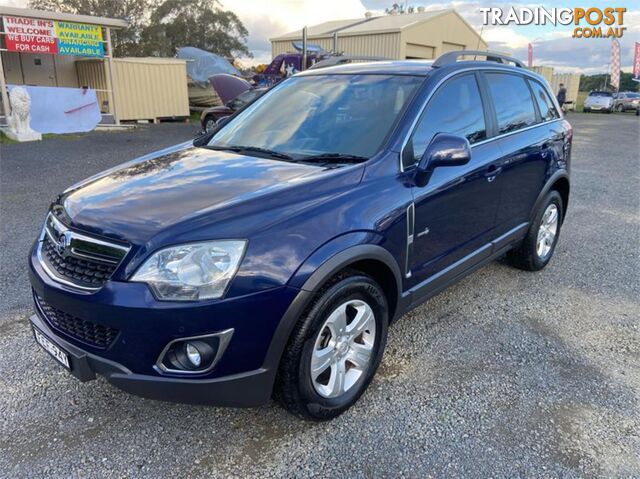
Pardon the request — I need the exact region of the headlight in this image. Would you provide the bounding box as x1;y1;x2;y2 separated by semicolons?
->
131;240;247;301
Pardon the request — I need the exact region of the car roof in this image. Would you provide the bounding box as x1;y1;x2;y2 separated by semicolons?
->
296;59;533;77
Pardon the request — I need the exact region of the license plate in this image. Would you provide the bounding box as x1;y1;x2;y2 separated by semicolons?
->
33;327;70;369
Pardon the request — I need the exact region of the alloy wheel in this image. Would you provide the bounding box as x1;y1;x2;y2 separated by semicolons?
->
310;299;376;398
536;203;559;258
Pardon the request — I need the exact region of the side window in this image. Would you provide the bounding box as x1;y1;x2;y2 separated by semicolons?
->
485;73;537;134
403;74;486;169
529;79;559;121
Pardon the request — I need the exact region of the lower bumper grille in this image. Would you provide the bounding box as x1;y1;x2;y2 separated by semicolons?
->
34;293;119;349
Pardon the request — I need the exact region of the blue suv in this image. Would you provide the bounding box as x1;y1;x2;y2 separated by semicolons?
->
29;51;571;420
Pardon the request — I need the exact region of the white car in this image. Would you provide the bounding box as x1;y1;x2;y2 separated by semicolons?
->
583;91;614;113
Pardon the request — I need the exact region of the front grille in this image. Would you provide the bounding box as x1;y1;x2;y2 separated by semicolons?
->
38;212;129;290
41;236;117;288
34;293;119;349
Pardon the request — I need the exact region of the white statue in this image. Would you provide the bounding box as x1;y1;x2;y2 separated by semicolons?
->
3;87;41;142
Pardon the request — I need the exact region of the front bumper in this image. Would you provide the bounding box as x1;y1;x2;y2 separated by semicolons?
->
28;242;302;406
29;312;274;406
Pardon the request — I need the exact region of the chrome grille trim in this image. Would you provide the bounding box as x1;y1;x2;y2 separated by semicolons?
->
36;212;131;291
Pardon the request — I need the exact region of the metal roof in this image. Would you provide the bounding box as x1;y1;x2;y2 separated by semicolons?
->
271;9;452;40
0;6;128;28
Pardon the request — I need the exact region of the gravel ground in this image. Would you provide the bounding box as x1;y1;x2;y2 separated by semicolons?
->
0;114;638;477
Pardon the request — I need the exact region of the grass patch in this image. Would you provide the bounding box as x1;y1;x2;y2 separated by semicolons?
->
0;131;19;144
0;131;81;144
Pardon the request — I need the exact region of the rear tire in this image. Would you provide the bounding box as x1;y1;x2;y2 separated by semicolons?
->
275;273;389;421
507;190;563;271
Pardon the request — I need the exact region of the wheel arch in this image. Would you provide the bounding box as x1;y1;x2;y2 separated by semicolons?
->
531;171;570;224
262;242;404;386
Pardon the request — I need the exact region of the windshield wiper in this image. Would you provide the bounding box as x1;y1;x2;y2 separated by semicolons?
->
300;153;368;164
206;145;293;161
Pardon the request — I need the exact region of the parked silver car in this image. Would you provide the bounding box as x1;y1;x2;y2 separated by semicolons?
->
583;91;614;113
613;92;640;112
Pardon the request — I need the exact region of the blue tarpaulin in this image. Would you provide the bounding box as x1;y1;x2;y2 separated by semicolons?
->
177;47;241;86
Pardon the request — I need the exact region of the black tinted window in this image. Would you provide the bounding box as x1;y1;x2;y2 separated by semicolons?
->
403;74;486;169
529;80;559;121
485;73;537;134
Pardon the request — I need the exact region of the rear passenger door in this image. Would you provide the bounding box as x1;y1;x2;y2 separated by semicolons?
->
482;72;556;232
403;73;502;288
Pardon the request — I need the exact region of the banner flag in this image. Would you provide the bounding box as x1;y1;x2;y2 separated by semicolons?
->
610;39;620;90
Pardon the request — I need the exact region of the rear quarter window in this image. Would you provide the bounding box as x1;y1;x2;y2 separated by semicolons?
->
485;73;537;134
529;80;560;121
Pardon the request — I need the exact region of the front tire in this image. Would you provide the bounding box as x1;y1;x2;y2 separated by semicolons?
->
275;273;389;421
507;190;563;271
204;117;217;132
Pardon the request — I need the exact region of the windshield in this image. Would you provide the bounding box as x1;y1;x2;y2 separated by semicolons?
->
209;74;422;159
589;91;613;97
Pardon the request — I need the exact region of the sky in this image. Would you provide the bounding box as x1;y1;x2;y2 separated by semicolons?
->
1;0;639;74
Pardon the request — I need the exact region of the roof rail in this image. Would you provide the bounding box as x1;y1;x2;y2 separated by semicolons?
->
307;55;391;70
432;50;525;69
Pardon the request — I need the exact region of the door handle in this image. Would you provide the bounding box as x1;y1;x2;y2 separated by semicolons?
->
484;165;502;181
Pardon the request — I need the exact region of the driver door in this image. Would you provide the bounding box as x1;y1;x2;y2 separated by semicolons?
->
403;73;502;289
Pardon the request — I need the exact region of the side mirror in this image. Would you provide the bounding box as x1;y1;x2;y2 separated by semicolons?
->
414;133;471;187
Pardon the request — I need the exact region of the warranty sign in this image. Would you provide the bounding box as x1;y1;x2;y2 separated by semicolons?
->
2;15;104;57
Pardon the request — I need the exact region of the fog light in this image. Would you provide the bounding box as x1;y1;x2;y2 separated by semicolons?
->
162;339;217;372
155;329;234;375
185;343;201;367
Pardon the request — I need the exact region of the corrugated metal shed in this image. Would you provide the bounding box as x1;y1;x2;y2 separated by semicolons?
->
76;57;189;121
271;10;487;60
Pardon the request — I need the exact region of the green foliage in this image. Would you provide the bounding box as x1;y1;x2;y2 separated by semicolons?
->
141;0;250;58
579;71;640;92
27;0;250;59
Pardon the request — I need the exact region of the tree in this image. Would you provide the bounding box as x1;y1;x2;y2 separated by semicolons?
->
141;0;251;58
579;72;640;92
28;0;151;56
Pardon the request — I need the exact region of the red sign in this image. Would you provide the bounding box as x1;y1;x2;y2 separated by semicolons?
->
634;42;640;79
3;15;58;54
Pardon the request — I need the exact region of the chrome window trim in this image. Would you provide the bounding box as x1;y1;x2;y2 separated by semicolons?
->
37;212;131;292
153;328;234;376
399;66;564;173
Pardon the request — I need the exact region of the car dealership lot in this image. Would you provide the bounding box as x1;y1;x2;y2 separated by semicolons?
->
0;114;638;477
